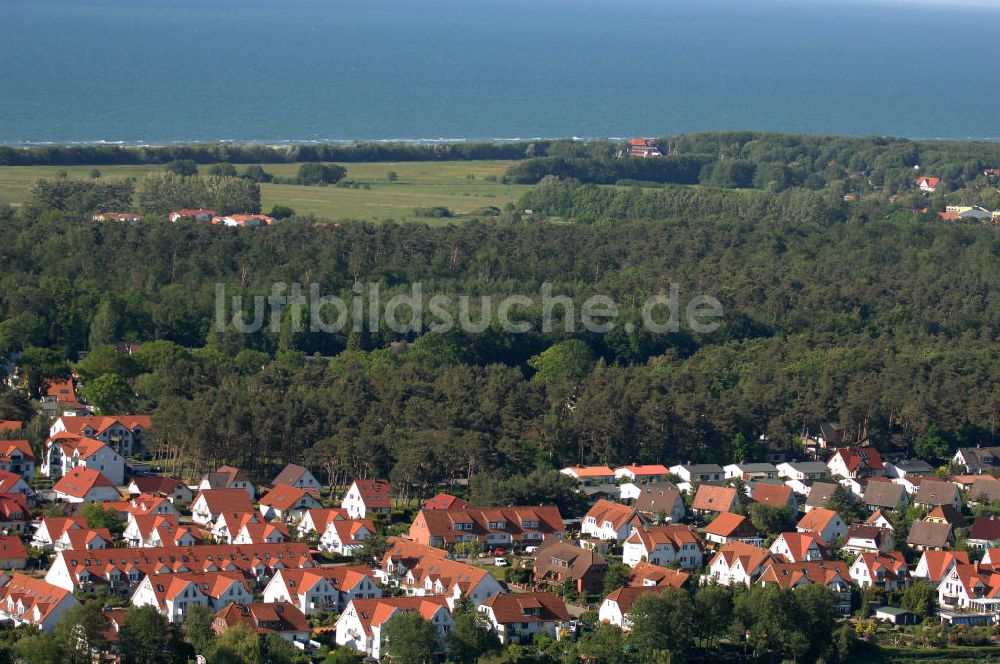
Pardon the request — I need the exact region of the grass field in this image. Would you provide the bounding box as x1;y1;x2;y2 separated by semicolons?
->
0;160;531;223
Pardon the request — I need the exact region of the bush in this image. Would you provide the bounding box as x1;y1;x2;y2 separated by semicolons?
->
163;159;198;176
413;206;452;218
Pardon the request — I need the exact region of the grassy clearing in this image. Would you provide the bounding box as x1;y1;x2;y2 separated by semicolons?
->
0;160;530;223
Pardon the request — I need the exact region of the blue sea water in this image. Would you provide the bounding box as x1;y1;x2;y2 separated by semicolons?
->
1;0;998;145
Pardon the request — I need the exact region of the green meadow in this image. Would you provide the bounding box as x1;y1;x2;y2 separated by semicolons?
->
0;160;531;223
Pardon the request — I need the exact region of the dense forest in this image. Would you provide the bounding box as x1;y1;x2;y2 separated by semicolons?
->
2;164;1000;485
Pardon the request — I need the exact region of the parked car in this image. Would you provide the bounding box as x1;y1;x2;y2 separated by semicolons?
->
494;557;509;567
525;546;539;554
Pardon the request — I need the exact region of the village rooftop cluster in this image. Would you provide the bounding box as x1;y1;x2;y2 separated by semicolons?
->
0;373;999;660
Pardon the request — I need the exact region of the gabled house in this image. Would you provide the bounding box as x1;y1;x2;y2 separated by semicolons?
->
913;550;969;584
938;563;1000;610
924;504;967;531
319;518;376;555
191;488;254;526
0;536;27;569
263;566;380;615
913;479;962;511
952;447;1000;474
43;434;124;485
706;542;775;587
803;482;838;512
769;532;824;563
842;524;894;555
342;479;391;519
233;522;289;546
335;596;452;660
968;517;1000;550
796;508;847;544
967;477;1000;506
862;480;908;512
123;514;197;548
54;526;111;552
884;460;934;478
750;483;797;511
724;463;779;481
408;506;564;551
827;447;884;480
613;465;671;483
691;485;739;515
850;551;909;591
0;574;78;631
297;508;348;538
632;483;685;523
582;499;649;541
479;592;569;645
865;509;894;530
402;556;504;608
199;466;255;501
53;467;119;503
258;484;322;522
533;540;608;594
127;476;193;504
757;561;853;613
776;462;830;482
50;415;151;459
622;525;702;569
626;561;689;589
560;466;615;485
0;470;32;498
131;571;252;623
212;512;260;544
212;601;309;645
703;512;762;547
916;176;940;193
906;520;953;551
669;464;724;488
0;440;35;480
422;493;466;511
0;494;30;533
31;516;88;549
271;464;321;492
599;585;666;630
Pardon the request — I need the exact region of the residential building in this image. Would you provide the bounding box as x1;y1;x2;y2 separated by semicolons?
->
335;596;452;660
559;466;615;485
599;586;666;630
705;542;774;587
191;488;254;525
169;209;216;222
724;463;779;481
199;466;255;500
803;482;838;512
750;483;797;511
297;508;348;538
479;592;569;645
342;479;392;519
0;494;30;533
0;574;79;631
613;465;671;483
968;517;1000;550
669;464;724;486
533;540;608;594
271;464;322;491
422;493;467;511
126;476;193;504
953;447;1000;474
632;483;685;522
769;532;824;562
913;479;962;511
913;550;969;584
212;601;310;645
131;571;252;622
862;481;908;512
776;462;830;482
402;556;504;608
916;176;940;192
319;518;376;555
53;467;120;503
842;525;894;555
691;485;738;514
906;520;953;551
258;484;322;522
263;566;380;615
622;525;702;569
849;552;909;590
0;440;35;480
796;508;847;544
827;447;884;480
703;512;762;546
50;415;151;459
43;434;124;485
407;506;563;551
582;499;649;541
757;561;853;614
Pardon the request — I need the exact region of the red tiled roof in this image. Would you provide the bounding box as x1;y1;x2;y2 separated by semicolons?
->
422;493;467;510
53;467;115;498
796;508;839;534
751;483;793;507
704;512;756;539
920;550;970;582
195;489;253;515
692;485;737;512
351;479;391;509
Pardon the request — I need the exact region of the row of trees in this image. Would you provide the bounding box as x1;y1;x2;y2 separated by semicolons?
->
27;172;261;216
